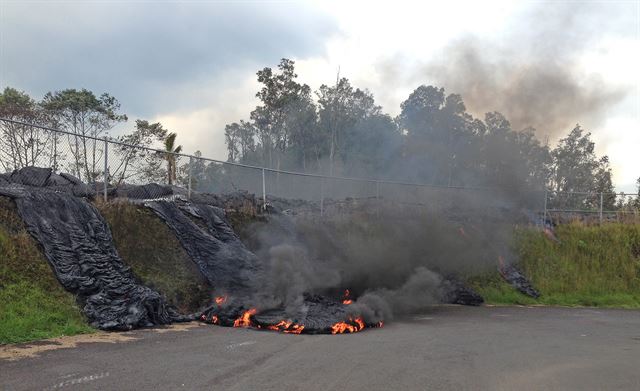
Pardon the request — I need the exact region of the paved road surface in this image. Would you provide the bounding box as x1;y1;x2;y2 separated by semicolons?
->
2;306;640;390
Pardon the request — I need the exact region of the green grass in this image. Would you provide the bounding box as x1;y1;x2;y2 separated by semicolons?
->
0;282;93;344
470;222;640;308
0;197;93;344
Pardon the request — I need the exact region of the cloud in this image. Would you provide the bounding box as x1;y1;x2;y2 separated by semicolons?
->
0;1;338;117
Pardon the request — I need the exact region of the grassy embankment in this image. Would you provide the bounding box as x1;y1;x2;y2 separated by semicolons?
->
0;199;216;345
98;202;212;314
469;222;640;307
0;197;93;344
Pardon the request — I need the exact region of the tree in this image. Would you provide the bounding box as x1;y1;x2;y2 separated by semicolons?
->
317;78;391;175
0;87;54;172
225;120;256;163
250;58;310;169
111;120;168;185
550;125;611;209
42;89;127;181
162;132;182;185
398;86;476;185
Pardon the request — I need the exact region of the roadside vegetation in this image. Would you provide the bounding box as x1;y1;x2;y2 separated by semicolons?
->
470;222;640;307
0;197;93;344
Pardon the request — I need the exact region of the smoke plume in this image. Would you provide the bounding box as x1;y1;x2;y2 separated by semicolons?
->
392;2;630;138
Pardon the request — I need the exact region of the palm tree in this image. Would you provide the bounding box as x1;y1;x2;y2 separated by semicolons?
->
163;132;182;185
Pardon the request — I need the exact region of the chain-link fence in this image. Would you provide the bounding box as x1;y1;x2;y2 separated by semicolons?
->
1;117;638;222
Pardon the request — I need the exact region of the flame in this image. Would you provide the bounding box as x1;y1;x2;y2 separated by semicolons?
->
283;324;305;334
342;289;352;305
331;316;366;334
267;320;292;331
211;315;219;324
233;308;257;328
215;296;227;305
377;321;384;328
200;314;206;321
267;320;306;334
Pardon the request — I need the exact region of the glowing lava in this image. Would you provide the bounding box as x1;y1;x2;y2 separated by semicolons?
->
267;320;305;334
331;317;366;334
342;289;353;305
233;308;257;328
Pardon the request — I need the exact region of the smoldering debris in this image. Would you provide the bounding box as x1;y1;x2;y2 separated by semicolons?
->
499;263;541;299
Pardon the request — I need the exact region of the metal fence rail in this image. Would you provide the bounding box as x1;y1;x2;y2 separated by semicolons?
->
1;117;638;222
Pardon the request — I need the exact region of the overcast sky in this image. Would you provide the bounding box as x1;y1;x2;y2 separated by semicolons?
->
1;0;638;191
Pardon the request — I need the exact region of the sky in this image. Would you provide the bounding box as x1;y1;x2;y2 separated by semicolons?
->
1;0;639;192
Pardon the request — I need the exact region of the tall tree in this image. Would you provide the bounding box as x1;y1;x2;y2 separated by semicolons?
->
225;120;257;163
550;125;611;209
42;89;126;181
0;87;54;172
111;119;168;184
317;78;389;175
250;58;310;169
162;132;182;185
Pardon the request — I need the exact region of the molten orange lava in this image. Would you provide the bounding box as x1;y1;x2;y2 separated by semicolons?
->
267;320;306;334
342;289;352;305
331;316;366;334
233;308;257;328
215;296;227;305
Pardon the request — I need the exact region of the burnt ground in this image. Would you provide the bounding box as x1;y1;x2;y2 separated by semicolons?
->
2;306;640;391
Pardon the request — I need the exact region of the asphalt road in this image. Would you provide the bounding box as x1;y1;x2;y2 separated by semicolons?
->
2;306;640;391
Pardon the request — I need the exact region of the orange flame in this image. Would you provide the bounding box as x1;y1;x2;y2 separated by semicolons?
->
267;320;306;334
342;289;353;305
331;316;366;334
283;324;305;334
233;308;257;328
211;315;219;324
215;296;227;305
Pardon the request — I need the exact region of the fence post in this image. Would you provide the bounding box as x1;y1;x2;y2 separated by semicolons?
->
262;168;266;211
188;156;193;200
543;189;548;223
375;181;380;218
103;139;108;203
53;132;57;173
320;178;324;217
599;192;604;223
